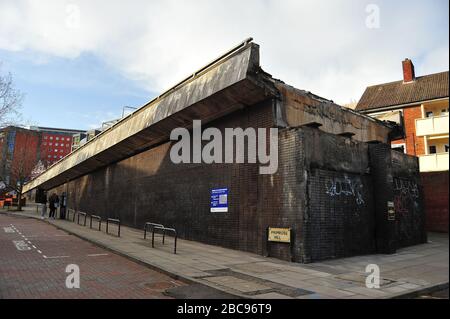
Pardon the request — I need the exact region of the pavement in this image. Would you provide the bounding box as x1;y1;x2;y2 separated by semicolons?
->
4;204;449;299
0;213;236;299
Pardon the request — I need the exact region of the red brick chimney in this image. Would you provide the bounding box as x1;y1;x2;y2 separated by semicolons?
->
402;58;415;83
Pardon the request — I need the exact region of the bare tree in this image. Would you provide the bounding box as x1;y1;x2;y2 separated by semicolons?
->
0;64;23;127
0;133;38;210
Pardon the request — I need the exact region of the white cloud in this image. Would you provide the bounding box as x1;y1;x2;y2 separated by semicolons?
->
0;0;448;105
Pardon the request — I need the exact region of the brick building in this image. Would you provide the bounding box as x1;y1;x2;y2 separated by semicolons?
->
0;126;84;191
0;126;40;188
23;40;427;262
356;59;449;232
29;126;85;166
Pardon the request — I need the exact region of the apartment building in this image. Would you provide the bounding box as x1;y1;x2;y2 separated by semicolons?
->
356;59;448;232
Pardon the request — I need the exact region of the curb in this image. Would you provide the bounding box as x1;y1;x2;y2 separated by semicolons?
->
3;210;448;300
5;210;246;299
389;281;449;299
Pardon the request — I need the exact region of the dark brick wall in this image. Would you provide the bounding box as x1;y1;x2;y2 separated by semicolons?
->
391;151;427;248
49;102;427;263
369;143;397;253
53;99;279;258
299;128;375;262
421;171;449;233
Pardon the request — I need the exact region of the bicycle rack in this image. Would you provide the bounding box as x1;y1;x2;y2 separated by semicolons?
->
144;222;164;240
152;226;177;254
77;212;87;226
106;218;121;237
90;215;102;231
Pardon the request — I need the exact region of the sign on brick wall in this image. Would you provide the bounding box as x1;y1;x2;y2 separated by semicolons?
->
210;188;228;212
268;228;291;243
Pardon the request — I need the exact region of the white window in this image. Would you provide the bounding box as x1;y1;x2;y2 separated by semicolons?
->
59;155;62;158
60;149;63;152
56;137;59;140
54;149;58;152
55;143;59;146
66;144;69;147
49;143;52;146
66;138;70;141
44;136;48;139
48;155;51;158
50;136;53;140
43;142;47;146
54;155;57;158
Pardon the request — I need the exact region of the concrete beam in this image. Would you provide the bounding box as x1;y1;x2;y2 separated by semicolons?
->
23;42;278;193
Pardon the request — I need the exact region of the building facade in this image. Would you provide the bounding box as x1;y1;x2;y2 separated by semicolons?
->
23;41;427;262
29;126;85;166
0;126;84;191
356;59;449;232
0;126;41;188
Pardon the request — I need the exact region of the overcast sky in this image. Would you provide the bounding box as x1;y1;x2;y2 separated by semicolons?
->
0;0;448;130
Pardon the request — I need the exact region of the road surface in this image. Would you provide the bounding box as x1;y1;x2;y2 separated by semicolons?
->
0;213;230;299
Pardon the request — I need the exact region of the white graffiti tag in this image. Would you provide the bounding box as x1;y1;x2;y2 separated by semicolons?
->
393;178;419;199
325;175;365;205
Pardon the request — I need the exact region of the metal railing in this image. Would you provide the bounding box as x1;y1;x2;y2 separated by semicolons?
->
106;218;121;237
144;222;164;240
152;226;177;254
89;215;102;231
77;212;87;226
66;209;75;222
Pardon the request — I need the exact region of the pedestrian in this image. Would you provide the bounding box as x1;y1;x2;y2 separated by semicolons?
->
49;193;57;219
41;193;47;219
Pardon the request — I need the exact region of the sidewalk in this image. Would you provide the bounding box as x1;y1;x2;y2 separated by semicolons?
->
7;205;449;299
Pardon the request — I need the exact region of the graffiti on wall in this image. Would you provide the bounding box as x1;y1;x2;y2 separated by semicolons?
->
325;175;365;205
393;178;419;199
393;177;419;216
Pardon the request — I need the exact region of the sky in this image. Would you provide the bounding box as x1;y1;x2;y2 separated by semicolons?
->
0;0;448;130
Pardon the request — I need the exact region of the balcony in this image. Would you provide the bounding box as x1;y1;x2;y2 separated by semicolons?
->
416;114;449;137
419;153;449;172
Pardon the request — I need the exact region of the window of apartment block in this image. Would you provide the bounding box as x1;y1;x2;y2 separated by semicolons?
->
50;136;53;140
426;111;434;118
445;145;449;153
429;145;437;154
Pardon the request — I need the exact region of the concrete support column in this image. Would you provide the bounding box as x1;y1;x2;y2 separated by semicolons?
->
369;143;397;254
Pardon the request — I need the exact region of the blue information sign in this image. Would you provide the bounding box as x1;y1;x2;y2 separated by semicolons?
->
210;188;228;212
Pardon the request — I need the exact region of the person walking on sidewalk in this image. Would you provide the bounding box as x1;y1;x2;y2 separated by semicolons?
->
48;193;59;219
40;194;48;219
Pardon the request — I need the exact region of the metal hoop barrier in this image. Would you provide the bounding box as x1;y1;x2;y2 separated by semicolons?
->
152;226;177;254
89;215;102;231
144;222;164;240
106;218;121;237
77;212;87;226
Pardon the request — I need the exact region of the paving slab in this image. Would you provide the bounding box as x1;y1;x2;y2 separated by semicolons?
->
7;206;449;299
